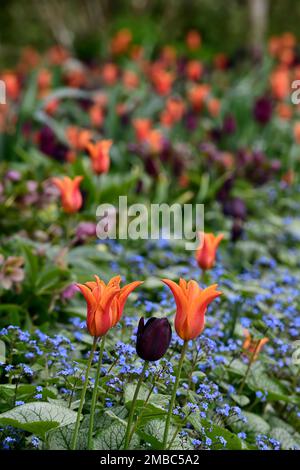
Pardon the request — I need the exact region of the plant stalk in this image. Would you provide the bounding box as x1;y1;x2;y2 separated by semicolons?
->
162;340;188;449
123;361;148;449
71;337;97;450
87;336;106;449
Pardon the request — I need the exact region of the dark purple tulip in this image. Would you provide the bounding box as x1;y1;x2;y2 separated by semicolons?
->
185;110;198;131
253;97;273;124
223;113;236;134
231;218;244;242
39;126;68;161
222;197;247;220
136;317;172;362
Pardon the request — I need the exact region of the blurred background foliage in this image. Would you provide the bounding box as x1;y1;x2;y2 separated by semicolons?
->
1;0;300;65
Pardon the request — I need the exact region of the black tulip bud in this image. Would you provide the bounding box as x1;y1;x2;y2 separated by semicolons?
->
136;317;172;362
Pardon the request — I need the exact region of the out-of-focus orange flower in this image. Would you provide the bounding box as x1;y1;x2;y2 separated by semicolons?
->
130;44;144;61
188;84;210;111
207;98;221;117
1;72;20;100
219;152;234;170
186;30;201;50
293;121;300;143
52;176;83;213
111;29;132;55
162;278;222;340
151;66;174;95
186;60;203;81
196;232;224;271
89;104;104;127
21;46;40;66
281;32;296;49
86;140;112;174
276;103;292;120
214;53;228;70
64;68;86;88
161;97;185;127
146;129;164;154
38;69;52;91
77;275;142;337
102;63;118;85
65;127;93;151
270;67;290;100
45;99;59;116
279;47;294;66
133;118;152;142
48;45;69;65
281;169;295;186
123;69;139;89
268;36;282;57
179;174;189;188
161;45;177;65
66;150;77;163
243;329;269;361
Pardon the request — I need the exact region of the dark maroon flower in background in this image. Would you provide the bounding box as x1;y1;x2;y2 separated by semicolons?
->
222;113;236;134
184;110;198;131
136;317;172;361
222;197;247;220
253;96;273;124
231;218;244;242
39;126;68;161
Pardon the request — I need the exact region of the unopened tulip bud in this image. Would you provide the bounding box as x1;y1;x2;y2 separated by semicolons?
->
136;317;172;361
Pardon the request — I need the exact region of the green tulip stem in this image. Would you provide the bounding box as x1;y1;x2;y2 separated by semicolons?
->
124;361;148;449
71;337;97;450
162;340;188;450
87;335;106;450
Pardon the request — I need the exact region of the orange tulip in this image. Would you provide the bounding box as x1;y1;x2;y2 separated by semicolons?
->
123;70;139;89
243;329;269;361
162;278;222;340
270;67;290;101
52;176;83;213
188;84;210;111
196;232;224;270
102;63;118;85
89;104;104;127
77;275;142;337
207;98;221;117
1;72;20;100
186;60;203;81
151;66;174;96
86;140;112;174
214;53;228;70
133;118;152;142
111;29;132;55
65;127;93;151
186;30;201;50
